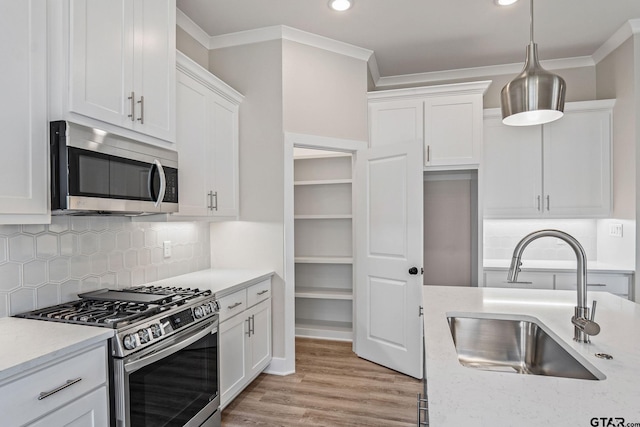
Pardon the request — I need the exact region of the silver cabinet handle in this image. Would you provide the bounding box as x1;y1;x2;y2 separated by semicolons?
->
212;191;218;211
257;290;269;296
128;92;135;121
227;302;242;310
246;317;251;337
250;314;255;336
546;195;550;211
207;191;213;210
537;195;541;211
38;378;82;401
137;95;145;124
426;145;430;163
587;283;606;287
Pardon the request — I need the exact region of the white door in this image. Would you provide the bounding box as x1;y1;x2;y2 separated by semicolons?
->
355;142;423;379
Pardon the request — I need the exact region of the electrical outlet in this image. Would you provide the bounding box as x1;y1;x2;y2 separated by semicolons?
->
163;240;172;258
609;223;623;238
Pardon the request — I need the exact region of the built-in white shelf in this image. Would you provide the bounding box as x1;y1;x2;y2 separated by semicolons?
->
294;287;353;300
294;179;352;186
295;319;353;341
294;214;353;220
295;256;353;264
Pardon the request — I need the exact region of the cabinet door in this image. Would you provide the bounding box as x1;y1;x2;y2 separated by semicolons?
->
132;0;176;141
70;0;134;128
543;108;612;217
0;0;49;223
368;100;424;147
424;94;481;167
210;95;240;217
248;300;272;375
483;116;543;218
28;386;109;427
175;70;213;216
219;312;249;408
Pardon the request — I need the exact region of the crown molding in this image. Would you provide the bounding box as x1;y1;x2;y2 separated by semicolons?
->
176;8;211;49
176;51;244;104
375;56;593;89
207;25;373;61
592;19;640;64
368;80;492;101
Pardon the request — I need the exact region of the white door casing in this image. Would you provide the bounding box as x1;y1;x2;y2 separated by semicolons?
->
355;141;423;379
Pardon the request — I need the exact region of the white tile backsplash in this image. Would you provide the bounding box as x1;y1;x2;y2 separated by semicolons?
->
0;217;211;317
484;219;598;261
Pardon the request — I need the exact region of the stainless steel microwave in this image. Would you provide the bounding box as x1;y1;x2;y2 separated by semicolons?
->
50;121;179;215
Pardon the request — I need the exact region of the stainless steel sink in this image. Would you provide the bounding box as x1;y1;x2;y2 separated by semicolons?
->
447;314;605;380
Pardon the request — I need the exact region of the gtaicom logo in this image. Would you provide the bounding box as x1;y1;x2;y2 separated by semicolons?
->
590;418;625;427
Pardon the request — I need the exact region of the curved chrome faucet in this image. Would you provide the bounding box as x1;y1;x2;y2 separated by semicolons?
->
507;229;600;343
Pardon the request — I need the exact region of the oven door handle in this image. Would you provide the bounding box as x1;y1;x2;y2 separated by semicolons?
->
124;321;217;374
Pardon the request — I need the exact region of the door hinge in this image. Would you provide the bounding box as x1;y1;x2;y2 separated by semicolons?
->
419;306;423;317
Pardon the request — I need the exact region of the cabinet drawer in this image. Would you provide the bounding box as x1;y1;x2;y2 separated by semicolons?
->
555;273;630;297
247;279;271;307
1;344;107;427
218;289;247;322
484;271;554;290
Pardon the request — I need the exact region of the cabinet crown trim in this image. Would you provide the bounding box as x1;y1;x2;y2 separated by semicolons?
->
368;80;492;101
177;50;244;104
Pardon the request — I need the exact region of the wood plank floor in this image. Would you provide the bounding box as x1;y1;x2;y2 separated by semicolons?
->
221;338;423;426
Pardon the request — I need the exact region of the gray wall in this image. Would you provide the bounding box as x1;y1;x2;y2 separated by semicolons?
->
176;26;209;69
0;217;211;317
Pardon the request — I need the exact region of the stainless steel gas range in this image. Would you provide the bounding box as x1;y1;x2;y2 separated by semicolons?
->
16;285;221;427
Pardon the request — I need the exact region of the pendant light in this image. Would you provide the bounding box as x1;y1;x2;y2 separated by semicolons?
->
500;0;566;126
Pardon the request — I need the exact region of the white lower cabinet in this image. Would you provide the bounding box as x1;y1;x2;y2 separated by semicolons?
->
219;279;272;409
28;386;108;427
0;342;109;427
484;269;633;300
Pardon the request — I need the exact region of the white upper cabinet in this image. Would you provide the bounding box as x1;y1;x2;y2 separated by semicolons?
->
483;99;614;218
50;0;176;147
0;0;49;224
174;52;243;219
368;81;490;170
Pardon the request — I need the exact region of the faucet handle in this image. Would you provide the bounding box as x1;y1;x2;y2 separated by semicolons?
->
590;300;597;322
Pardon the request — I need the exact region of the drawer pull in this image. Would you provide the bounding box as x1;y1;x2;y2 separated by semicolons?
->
257;290;269;296
227;302;242;310
38;378;82;401
587;284;606;287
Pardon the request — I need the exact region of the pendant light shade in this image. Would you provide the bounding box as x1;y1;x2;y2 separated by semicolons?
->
500;0;566;126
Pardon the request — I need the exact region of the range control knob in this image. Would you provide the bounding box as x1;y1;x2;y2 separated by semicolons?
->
138;329;151;344
193;306;205;319
150;323;163;339
123;334;138;350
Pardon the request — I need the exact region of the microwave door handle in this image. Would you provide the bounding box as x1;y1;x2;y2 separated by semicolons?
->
149;159;166;208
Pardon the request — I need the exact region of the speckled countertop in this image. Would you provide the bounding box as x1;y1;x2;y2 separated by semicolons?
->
145;268;275;297
423;286;640;426
0;317;113;383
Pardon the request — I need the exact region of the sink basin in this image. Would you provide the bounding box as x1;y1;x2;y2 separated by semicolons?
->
447;314;605;380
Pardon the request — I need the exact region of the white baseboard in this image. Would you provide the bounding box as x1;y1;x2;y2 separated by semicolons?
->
263;357;295;376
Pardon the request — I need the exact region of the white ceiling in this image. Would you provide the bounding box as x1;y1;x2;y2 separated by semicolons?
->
176;0;640;78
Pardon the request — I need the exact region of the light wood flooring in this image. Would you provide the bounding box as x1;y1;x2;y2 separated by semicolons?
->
221;338;423;426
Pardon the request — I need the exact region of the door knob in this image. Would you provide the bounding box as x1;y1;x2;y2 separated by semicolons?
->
408;267;419;275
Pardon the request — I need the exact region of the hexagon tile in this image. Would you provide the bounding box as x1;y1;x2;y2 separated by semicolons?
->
0;218;211;317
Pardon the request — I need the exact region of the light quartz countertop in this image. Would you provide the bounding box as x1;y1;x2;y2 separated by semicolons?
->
484;258;634;274
145;268;275;297
0;317;113;383
423;286;640;426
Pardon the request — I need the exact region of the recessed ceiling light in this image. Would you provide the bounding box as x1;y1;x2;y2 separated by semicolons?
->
329;0;353;12
494;0;519;5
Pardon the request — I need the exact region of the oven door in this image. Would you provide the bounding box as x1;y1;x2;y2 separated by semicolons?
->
114;319;220;427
